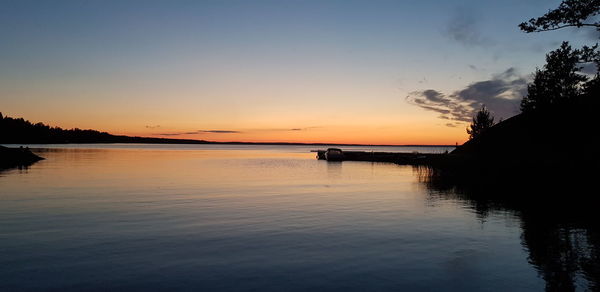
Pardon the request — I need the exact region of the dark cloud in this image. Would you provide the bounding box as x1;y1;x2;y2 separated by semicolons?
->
156;129;242;136
421;89;447;103
262;126;321;132
407;89;473;122
468;64;480;71
444;11;494;47
156;127;319;136
407;68;527;126
197;130;241;134
145;125;160;129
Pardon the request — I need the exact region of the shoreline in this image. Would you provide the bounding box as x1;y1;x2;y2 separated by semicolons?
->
0;142;456;148
0;146;45;170
0;142;456;147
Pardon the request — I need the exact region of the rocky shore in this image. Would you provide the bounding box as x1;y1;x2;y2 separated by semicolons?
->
0;146;44;170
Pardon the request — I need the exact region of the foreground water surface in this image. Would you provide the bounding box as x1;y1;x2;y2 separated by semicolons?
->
1;144;597;291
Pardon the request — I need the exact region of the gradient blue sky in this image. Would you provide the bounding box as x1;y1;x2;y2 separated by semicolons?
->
1;0;594;144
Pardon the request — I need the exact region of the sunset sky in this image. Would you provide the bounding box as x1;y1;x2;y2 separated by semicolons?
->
1;0;594;145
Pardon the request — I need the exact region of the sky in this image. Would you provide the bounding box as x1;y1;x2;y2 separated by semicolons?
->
1;0;595;145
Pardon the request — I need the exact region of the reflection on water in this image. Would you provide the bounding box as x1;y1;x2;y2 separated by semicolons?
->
416;166;600;291
0;145;596;291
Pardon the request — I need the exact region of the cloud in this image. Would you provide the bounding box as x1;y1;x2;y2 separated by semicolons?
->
145;125;160;129
197;130;241;134
258;126;321;132
577;23;600;40
407;89;473;122
156;129;242;136
580;62;598;75
155;127;319;136
530;41;562;53
586;28;600;40
444;11;494;47
407;68;527;126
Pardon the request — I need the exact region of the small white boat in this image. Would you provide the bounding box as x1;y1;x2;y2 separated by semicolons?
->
324;148;344;161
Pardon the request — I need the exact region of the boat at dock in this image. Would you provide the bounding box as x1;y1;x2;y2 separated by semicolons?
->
323;148;344;161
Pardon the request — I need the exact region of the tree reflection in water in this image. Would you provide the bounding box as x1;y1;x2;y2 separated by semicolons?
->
414;166;600;291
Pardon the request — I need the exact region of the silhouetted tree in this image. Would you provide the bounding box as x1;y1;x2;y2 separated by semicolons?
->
519;0;600;113
519;0;600;33
521;42;589;112
467;106;494;140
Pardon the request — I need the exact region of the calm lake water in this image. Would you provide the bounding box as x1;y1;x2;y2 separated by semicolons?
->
1;144;597;291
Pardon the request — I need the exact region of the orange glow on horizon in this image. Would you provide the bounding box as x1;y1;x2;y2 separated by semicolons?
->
114;124;468;146
4;103;470;146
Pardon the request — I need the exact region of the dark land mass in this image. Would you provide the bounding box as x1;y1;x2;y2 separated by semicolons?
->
429;96;600;188
0;145;44;170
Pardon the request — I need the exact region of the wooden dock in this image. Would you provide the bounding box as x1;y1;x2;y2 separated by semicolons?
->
312;149;445;165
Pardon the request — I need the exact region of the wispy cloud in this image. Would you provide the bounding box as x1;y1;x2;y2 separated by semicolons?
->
254;126;322;132
468;64;483;71
287;126;320;131
154;126;321;137
581;62;598;75
444;10;494;48
197;130;241;134
407;68;527;126
586;28;600;40
156;129;242;136
575;24;600;40
145;125;160;129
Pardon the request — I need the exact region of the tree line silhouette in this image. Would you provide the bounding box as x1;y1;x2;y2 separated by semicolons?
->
0;112;209;144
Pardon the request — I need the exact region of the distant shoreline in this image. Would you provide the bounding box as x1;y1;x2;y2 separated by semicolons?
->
1;141;455;147
1;114;457;148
